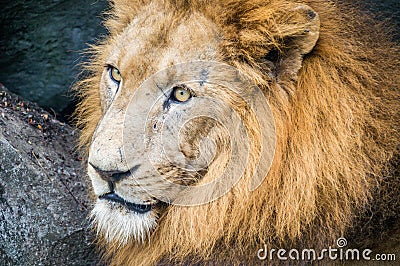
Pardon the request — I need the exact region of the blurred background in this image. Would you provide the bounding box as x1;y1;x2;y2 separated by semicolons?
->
0;0;399;123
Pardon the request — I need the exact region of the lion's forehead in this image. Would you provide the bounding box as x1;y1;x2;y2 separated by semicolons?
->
108;10;221;90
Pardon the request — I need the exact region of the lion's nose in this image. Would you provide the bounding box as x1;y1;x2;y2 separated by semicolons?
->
89;162;134;183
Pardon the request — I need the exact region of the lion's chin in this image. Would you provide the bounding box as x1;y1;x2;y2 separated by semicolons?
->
91;200;158;244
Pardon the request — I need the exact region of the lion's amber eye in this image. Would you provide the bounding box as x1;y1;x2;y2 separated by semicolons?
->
172;86;191;102
109;67;122;83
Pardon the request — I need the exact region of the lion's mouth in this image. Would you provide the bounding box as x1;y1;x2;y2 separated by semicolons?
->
99;192;153;214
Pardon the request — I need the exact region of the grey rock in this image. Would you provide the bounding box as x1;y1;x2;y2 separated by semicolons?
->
0;88;100;265
0;0;108;114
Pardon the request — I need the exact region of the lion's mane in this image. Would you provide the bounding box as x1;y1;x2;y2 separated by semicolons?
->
74;0;400;264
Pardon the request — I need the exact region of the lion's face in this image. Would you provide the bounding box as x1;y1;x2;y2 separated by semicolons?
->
88;8;226;243
86;0;323;246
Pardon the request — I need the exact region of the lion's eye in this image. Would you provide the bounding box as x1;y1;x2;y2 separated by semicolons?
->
171;86;191;102
109;66;122;84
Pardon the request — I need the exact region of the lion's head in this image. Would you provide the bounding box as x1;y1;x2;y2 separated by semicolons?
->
75;0;400;264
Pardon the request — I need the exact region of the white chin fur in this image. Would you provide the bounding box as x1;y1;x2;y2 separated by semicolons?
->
91;200;157;244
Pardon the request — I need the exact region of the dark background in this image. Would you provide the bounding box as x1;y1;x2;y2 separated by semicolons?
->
0;0;399;121
0;0;108;119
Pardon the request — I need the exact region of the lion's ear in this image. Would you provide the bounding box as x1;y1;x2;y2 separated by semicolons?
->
264;4;320;83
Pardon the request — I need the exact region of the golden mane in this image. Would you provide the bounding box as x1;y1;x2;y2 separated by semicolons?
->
74;0;400;264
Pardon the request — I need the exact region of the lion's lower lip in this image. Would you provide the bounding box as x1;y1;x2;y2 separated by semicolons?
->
99;192;152;214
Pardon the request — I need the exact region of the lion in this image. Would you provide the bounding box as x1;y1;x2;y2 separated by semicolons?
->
74;0;400;264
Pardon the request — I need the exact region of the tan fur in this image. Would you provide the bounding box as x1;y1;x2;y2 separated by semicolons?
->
74;0;400;264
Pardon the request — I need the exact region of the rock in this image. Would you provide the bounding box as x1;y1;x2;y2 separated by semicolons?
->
0;86;100;265
0;0;108;114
